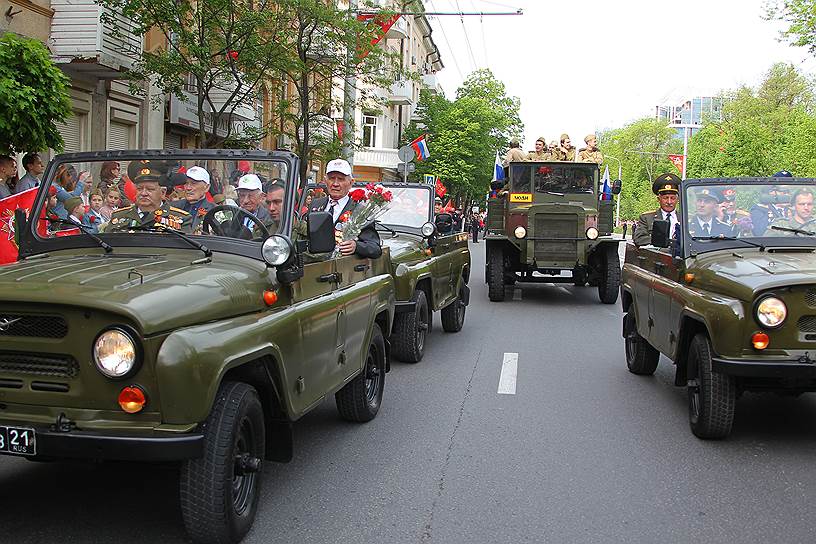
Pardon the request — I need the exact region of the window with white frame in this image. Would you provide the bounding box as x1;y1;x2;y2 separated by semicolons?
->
363;113;377;148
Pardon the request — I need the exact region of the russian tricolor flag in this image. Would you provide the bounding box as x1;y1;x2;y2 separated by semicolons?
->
493;150;504;181
411;135;430;161
600;165;612;201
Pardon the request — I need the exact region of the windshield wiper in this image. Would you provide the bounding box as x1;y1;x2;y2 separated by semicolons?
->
130;224;212;260
771;225;815;236
42;217;113;253
692;235;766;251
374;221;398;237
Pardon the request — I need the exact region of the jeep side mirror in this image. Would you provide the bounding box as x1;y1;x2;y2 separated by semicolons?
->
14;208;27;257
612;179;622;195
651;219;671;247
307;211;336;254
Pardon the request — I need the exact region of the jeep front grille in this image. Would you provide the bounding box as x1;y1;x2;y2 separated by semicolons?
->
806;289;816;308
0;352;79;378
797;315;816;333
534;214;577;263
0;314;68;338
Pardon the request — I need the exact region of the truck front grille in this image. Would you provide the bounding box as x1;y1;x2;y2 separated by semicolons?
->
0;352;79;379
0;314;68;338
534;214;577;263
805;289;816;308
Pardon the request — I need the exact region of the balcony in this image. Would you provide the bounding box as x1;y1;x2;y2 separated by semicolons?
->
386;17;408;39
388;79;413;106
206;72;256;121
50;0;142;78
421;73;443;95
355;147;400;169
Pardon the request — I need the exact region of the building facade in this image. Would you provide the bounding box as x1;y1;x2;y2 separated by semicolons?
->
655;95;724;138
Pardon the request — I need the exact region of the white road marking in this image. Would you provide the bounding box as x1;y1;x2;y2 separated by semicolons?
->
498;353;518;395
513;289;522;301
559;286;571;294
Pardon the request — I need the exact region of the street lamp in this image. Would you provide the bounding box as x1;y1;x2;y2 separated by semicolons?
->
605;155;623;228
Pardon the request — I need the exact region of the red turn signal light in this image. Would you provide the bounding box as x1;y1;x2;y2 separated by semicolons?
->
263;290;278;306
684;273;695;284
752;332;770;350
118;386;146;414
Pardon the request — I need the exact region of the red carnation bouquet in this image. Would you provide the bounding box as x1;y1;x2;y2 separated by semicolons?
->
332;184;393;257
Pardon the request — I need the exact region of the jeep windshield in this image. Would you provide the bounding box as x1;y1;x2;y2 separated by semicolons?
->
683;180;816;255
370;185;432;229
21;151;297;259
528;164;595;194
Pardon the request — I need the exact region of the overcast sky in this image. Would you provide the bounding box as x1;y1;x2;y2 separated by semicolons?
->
425;0;816;149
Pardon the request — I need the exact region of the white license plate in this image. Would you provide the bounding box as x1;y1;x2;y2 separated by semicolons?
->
0;426;36;456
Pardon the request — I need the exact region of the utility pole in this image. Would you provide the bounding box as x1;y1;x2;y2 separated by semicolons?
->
341;0;357;166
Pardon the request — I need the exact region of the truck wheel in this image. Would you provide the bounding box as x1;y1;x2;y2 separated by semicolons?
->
597;245;620;304
624;312;659;375
180;381;265;544
336;323;386;422
392;290;429;363
687;333;736;439
441;281;467;333
487;247;506;302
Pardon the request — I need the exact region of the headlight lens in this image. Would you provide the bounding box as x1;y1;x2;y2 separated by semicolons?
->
421;222;436;237
514;226;527;239
756;296;787;328
262;235;292;266
586;227;599;240
94;329;137;378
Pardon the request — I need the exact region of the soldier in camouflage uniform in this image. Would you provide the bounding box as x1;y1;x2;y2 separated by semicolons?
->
526;137;551;161
578;134;604;164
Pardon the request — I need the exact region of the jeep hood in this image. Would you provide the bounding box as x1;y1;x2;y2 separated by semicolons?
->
694;249;816;297
382;235;426;264
0;251;271;334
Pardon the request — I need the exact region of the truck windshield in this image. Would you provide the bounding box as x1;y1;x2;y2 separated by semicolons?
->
534;165;595;194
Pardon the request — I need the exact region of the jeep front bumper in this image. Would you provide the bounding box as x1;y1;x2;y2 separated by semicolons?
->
712;357;816;378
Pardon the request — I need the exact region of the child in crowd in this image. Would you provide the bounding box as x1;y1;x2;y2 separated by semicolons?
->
100;189;121;221
83;192;104;234
65;196;85;226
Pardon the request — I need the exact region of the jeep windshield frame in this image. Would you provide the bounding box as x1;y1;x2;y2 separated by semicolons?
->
681;177;816;258
19;149;300;261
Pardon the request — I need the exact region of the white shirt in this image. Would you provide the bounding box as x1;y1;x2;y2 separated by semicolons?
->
325;195;350;223
660;210;678;238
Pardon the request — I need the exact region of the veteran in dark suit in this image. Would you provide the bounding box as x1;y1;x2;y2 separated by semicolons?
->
634;173;681;246
105;160;191;233
306;158;381;259
688;187;733;238
170;165;214;234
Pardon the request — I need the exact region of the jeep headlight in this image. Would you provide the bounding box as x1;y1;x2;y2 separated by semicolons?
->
262;235;293;266
94;329;137;378
585;227;599;240
514;226;527;239
756;296;787;328
421;222;436;237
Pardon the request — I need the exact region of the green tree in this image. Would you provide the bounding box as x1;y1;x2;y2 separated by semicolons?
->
765;0;816;57
0;34;72;155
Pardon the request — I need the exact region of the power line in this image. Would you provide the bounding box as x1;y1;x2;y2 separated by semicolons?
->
427;0;465;80
470;0;490;67
455;0;479;72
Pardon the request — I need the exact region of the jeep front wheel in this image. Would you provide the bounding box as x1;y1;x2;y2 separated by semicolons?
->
624;312;659;375
180;381;265;544
336;323;386;422
392;290;429;363
597;244;620;304
441;281;467;332
687;334;736;439
487;246;506;302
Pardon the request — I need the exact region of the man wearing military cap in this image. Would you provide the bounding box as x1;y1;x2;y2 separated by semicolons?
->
503;138;528;167
578;134;604;164
689;187;732;238
750;182;791;236
634;173;681;246
526;137;550;161
552;133;576;161
105;160;192;233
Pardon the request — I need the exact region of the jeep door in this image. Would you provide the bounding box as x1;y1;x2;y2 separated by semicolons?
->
649;248;680;353
333;254;375;384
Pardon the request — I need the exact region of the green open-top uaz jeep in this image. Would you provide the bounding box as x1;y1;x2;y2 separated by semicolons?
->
0;149;395;543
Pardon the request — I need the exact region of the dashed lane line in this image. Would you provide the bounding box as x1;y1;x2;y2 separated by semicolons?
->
498;352;518;395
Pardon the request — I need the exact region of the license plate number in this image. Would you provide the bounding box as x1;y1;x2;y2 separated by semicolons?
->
0;426;36;456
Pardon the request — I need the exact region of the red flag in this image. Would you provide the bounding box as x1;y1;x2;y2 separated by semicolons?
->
668;154;684;175
435;177;447;198
356;14;400;58
0;188;38;265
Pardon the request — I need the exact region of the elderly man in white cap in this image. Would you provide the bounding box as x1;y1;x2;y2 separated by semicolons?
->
306;158;381;258
236;173;276;235
171;165;215;233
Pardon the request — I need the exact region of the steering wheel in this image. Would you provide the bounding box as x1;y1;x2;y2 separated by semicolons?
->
202;204;271;240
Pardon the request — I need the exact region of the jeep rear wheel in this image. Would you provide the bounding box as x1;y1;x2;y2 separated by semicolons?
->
392;290;429;363
441;281;467;332
687;333;736;439
336;323;386;422
180;381;265;544
597;244;620;304
624;312;659;375
487;246;506;302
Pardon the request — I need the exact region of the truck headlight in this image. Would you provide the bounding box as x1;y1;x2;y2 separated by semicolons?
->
755;296;787;328
514;226;527;239
94;328;138;378
585;227;599;240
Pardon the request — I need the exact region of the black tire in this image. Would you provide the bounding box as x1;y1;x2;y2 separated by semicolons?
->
336;323;386;422
597;244;621;304
487;246;505;302
624;312;659;375
441;281;467;333
687;334;736;439
392;290;429;363
180;382;265;544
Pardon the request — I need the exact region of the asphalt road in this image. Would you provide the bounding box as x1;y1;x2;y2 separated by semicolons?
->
3;240;816;543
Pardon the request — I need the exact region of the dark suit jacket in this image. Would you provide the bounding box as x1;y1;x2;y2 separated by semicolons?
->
688;217;733;238
308;196;382;259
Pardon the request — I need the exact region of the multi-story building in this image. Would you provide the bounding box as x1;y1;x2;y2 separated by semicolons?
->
655;94;724;138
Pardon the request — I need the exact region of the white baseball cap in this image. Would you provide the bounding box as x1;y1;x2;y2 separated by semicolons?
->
185;166;210;184
237;174;262;191
326;158;352;176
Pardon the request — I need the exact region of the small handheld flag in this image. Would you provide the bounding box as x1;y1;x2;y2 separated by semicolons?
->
411;135;430;161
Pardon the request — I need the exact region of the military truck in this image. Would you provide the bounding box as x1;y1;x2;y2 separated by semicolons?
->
365;182;471;362
485;161;622;303
0;150;395;544
621;176;816;439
